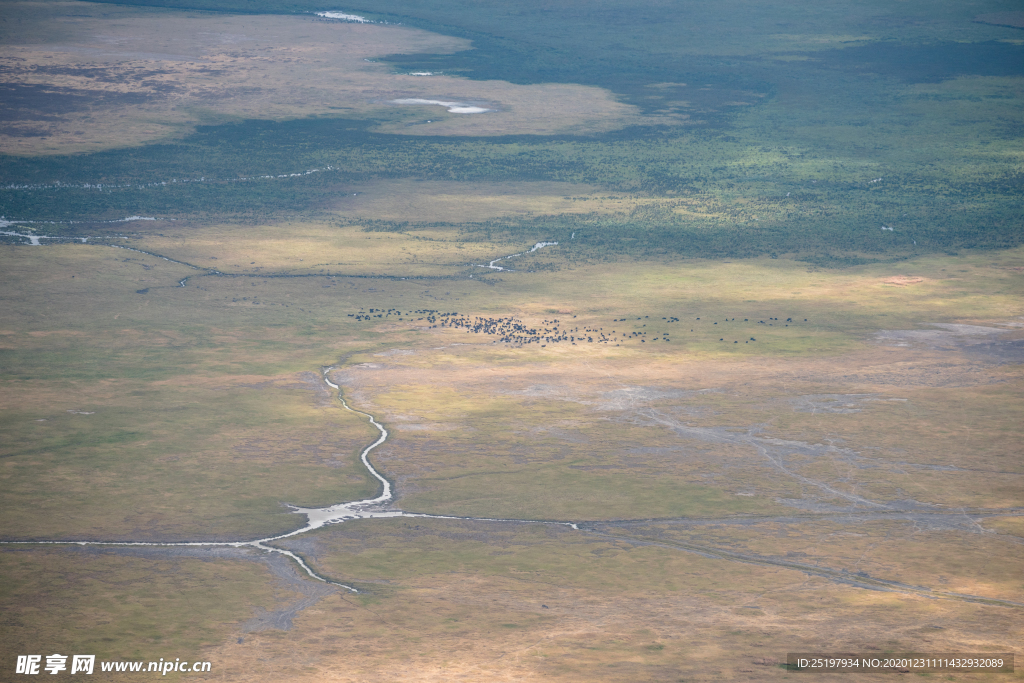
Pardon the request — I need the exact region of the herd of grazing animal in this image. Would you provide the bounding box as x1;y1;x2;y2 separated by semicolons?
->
350;308;809;347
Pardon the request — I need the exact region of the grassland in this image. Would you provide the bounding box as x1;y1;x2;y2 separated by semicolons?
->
0;244;388;540
2;227;1022;679
2;0;1023;679
257;518;1021;682
0;547;303;665
2;228;1022;533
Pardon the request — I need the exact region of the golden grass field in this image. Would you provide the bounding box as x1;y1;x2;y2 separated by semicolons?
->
1;223;1021;679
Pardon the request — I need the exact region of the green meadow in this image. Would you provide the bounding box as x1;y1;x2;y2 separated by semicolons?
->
2;0;1020;267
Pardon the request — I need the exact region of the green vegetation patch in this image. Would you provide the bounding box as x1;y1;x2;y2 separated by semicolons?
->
2;115;1020;262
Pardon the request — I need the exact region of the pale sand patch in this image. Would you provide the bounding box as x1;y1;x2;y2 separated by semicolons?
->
0;1;677;155
390;98;493;114
315;11;370;22
881;276;925;287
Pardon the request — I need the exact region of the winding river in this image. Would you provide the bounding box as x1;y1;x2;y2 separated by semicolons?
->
4;366;1018;607
8;365;1016;607
1;368;577;593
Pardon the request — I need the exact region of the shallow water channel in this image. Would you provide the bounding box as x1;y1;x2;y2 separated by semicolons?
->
3;368;577;593
475;241;558;271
